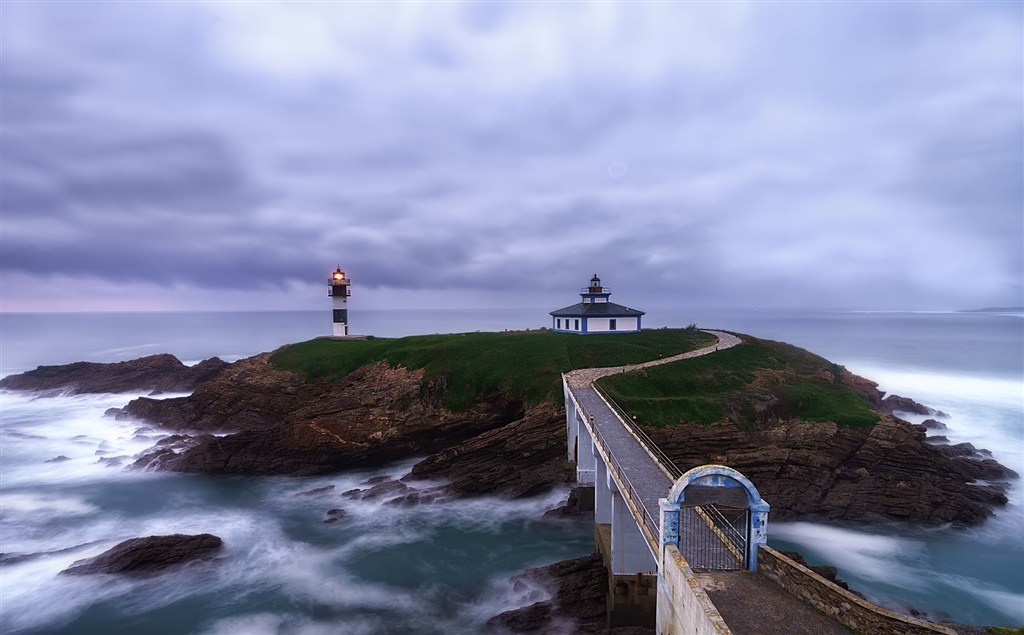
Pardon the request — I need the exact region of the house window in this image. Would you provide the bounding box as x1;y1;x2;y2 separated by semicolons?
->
610;319;617;330
557;319;562;329
574;319;579;330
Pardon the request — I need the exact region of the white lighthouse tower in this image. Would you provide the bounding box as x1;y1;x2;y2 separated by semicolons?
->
328;266;351;337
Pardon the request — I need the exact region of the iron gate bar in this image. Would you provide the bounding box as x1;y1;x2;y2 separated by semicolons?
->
679;504;749;572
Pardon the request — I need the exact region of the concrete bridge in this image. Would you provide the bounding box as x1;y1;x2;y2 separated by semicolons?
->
563;330;959;635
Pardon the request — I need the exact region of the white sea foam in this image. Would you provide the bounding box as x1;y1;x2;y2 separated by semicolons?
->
202;613;384;635
0;492;98;518
0;391;180;487
769;522;933;591
848;364;1023;410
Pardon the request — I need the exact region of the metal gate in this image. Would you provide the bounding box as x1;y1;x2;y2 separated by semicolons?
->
679;504;750;571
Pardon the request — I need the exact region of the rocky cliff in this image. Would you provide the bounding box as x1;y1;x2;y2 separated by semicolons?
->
127;355;524;476
0;354;227;395
8;340;1016;527
645;415;1013;527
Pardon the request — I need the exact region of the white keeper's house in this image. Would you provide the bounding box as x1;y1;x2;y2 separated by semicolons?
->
550;274;645;334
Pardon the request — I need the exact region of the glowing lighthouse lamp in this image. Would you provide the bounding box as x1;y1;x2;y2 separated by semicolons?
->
328;266;351;337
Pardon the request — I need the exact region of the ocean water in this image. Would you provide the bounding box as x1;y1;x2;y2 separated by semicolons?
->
1;308;1021;631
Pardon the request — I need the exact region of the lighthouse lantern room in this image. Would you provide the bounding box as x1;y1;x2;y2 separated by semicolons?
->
328;266;351;337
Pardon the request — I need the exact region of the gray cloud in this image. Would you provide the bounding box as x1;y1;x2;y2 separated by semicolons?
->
1;2;1020;311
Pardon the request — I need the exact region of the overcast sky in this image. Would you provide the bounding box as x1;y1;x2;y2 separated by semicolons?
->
1;2;1021;312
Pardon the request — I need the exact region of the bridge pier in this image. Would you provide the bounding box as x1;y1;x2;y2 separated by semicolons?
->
576;416;596;485
611;489;657;575
594;447;612;524
566;396;578;463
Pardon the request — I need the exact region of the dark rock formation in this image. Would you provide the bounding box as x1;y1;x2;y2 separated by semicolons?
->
295;485;335;497
119;354;304;431
880;393;932;415
0;355;227;395
70;346;1009;529
130;358;524;476
543;486;595;519
339;477;449;506
921;419;948;431
646;415;1016;527
835;371;933;417
486;554;613;634
323;508;348;524
408;401;575;499
61;533;222;575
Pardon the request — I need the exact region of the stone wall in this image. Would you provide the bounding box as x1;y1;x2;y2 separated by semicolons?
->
656;544;731;635
757;546;957;635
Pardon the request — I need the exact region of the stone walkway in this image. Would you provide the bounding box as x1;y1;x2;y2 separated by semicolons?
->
699;572;849;635
564;330;741;389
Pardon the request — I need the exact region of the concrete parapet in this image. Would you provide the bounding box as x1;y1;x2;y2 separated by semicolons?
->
757;546;958;635
656;544;731;635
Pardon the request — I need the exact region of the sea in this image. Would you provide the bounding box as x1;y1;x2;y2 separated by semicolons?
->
0;308;1021;633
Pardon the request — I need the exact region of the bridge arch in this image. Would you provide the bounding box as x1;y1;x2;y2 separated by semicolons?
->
659;464;770;570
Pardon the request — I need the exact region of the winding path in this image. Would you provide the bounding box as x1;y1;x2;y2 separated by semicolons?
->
565;330;742;389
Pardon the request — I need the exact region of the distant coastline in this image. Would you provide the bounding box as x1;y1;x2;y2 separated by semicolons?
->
958;306;1024;313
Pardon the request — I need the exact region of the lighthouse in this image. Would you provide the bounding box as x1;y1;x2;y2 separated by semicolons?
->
328;266;351;336
549;274;644;334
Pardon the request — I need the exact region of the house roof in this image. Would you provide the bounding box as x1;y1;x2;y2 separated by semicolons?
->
549;302;645;318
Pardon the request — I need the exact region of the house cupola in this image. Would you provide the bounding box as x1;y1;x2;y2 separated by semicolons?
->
580;273;611;303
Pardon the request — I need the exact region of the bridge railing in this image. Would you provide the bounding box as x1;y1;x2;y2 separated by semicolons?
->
581;408;653;535
593;381;683;481
588;382;688;540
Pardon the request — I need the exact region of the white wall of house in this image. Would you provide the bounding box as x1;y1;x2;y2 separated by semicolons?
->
585;317;639;333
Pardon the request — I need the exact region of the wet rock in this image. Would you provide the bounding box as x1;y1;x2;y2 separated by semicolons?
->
44;455;71;463
880;393;932;415
104;407;122;418
486;554;610;633
343;478;410;500
409;402;575;499
323;508;348;524
921;419;948;431
61;533;222;576
295;485;335;497
543;487;595;519
385;487;448;506
0;355;227;395
938;442;995;460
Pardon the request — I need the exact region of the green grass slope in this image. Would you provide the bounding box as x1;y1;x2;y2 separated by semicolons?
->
270;329;717;410
597;336;880;429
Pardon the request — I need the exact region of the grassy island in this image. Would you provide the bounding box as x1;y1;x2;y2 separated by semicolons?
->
270;328;716;410
597;336;879;429
271;329;878;428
